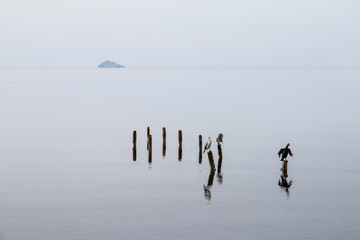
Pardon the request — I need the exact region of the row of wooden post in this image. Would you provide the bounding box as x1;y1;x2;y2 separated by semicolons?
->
132;128;223;173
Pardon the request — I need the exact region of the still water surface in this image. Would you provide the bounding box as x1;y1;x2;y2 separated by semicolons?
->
0;69;359;239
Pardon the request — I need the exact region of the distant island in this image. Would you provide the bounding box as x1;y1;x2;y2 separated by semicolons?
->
98;61;125;68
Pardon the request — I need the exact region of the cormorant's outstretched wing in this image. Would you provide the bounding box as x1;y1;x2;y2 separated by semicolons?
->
289;149;293;157
278;148;284;157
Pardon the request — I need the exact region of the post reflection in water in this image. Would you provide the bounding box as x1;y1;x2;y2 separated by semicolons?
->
178;145;182;161
133;146;136;161
278;161;293;198
204;170;216;201
162;142;166;157
148;149;152;165
203;142;224;201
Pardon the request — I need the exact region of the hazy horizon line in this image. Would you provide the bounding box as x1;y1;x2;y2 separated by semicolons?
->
1;66;360;70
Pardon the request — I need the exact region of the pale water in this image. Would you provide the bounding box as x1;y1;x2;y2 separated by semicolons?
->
0;69;359;239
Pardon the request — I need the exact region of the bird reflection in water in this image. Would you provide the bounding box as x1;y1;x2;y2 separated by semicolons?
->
278;168;293;198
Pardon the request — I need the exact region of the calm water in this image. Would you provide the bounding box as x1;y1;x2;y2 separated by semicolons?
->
0;69;359;239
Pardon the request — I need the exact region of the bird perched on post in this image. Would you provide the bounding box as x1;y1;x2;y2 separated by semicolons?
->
216;133;223;145
278;143;293;161
203;137;212;153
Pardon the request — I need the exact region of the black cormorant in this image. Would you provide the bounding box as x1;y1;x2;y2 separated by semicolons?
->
278;143;293;161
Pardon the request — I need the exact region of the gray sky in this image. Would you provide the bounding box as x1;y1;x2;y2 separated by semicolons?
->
0;0;359;68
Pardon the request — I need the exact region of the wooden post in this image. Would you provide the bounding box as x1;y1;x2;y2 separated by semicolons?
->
199;135;202;164
148;135;152;163
207;150;216;171
162;127;166;141
178;130;182;161
149;135;152;150
178;130;182;145
162;127;166;157
133;131;137;146
217;143;223;173
281;160;288;172
147;127;150;150
147;135;150;151
281;160;288;176
132;130;137;161
199;135;202;152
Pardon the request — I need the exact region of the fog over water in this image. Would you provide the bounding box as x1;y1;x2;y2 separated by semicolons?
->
1;0;360;68
0;69;359;239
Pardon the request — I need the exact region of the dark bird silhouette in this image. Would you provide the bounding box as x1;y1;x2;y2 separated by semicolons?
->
216;133;223;145
278;143;293;161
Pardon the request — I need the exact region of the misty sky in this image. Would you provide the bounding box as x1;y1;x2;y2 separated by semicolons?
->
0;0;359;68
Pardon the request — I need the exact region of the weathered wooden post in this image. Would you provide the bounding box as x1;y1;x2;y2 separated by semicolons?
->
133;130;137;146
217;143;223;173
147;126;150;150
207;150;216;171
178;130;182;161
162;127;166;157
149;135;152;150
132;130;137;161
281;160;288;172
199;135;202;164
178;130;182;145
281;160;288;177
148;135;152;163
